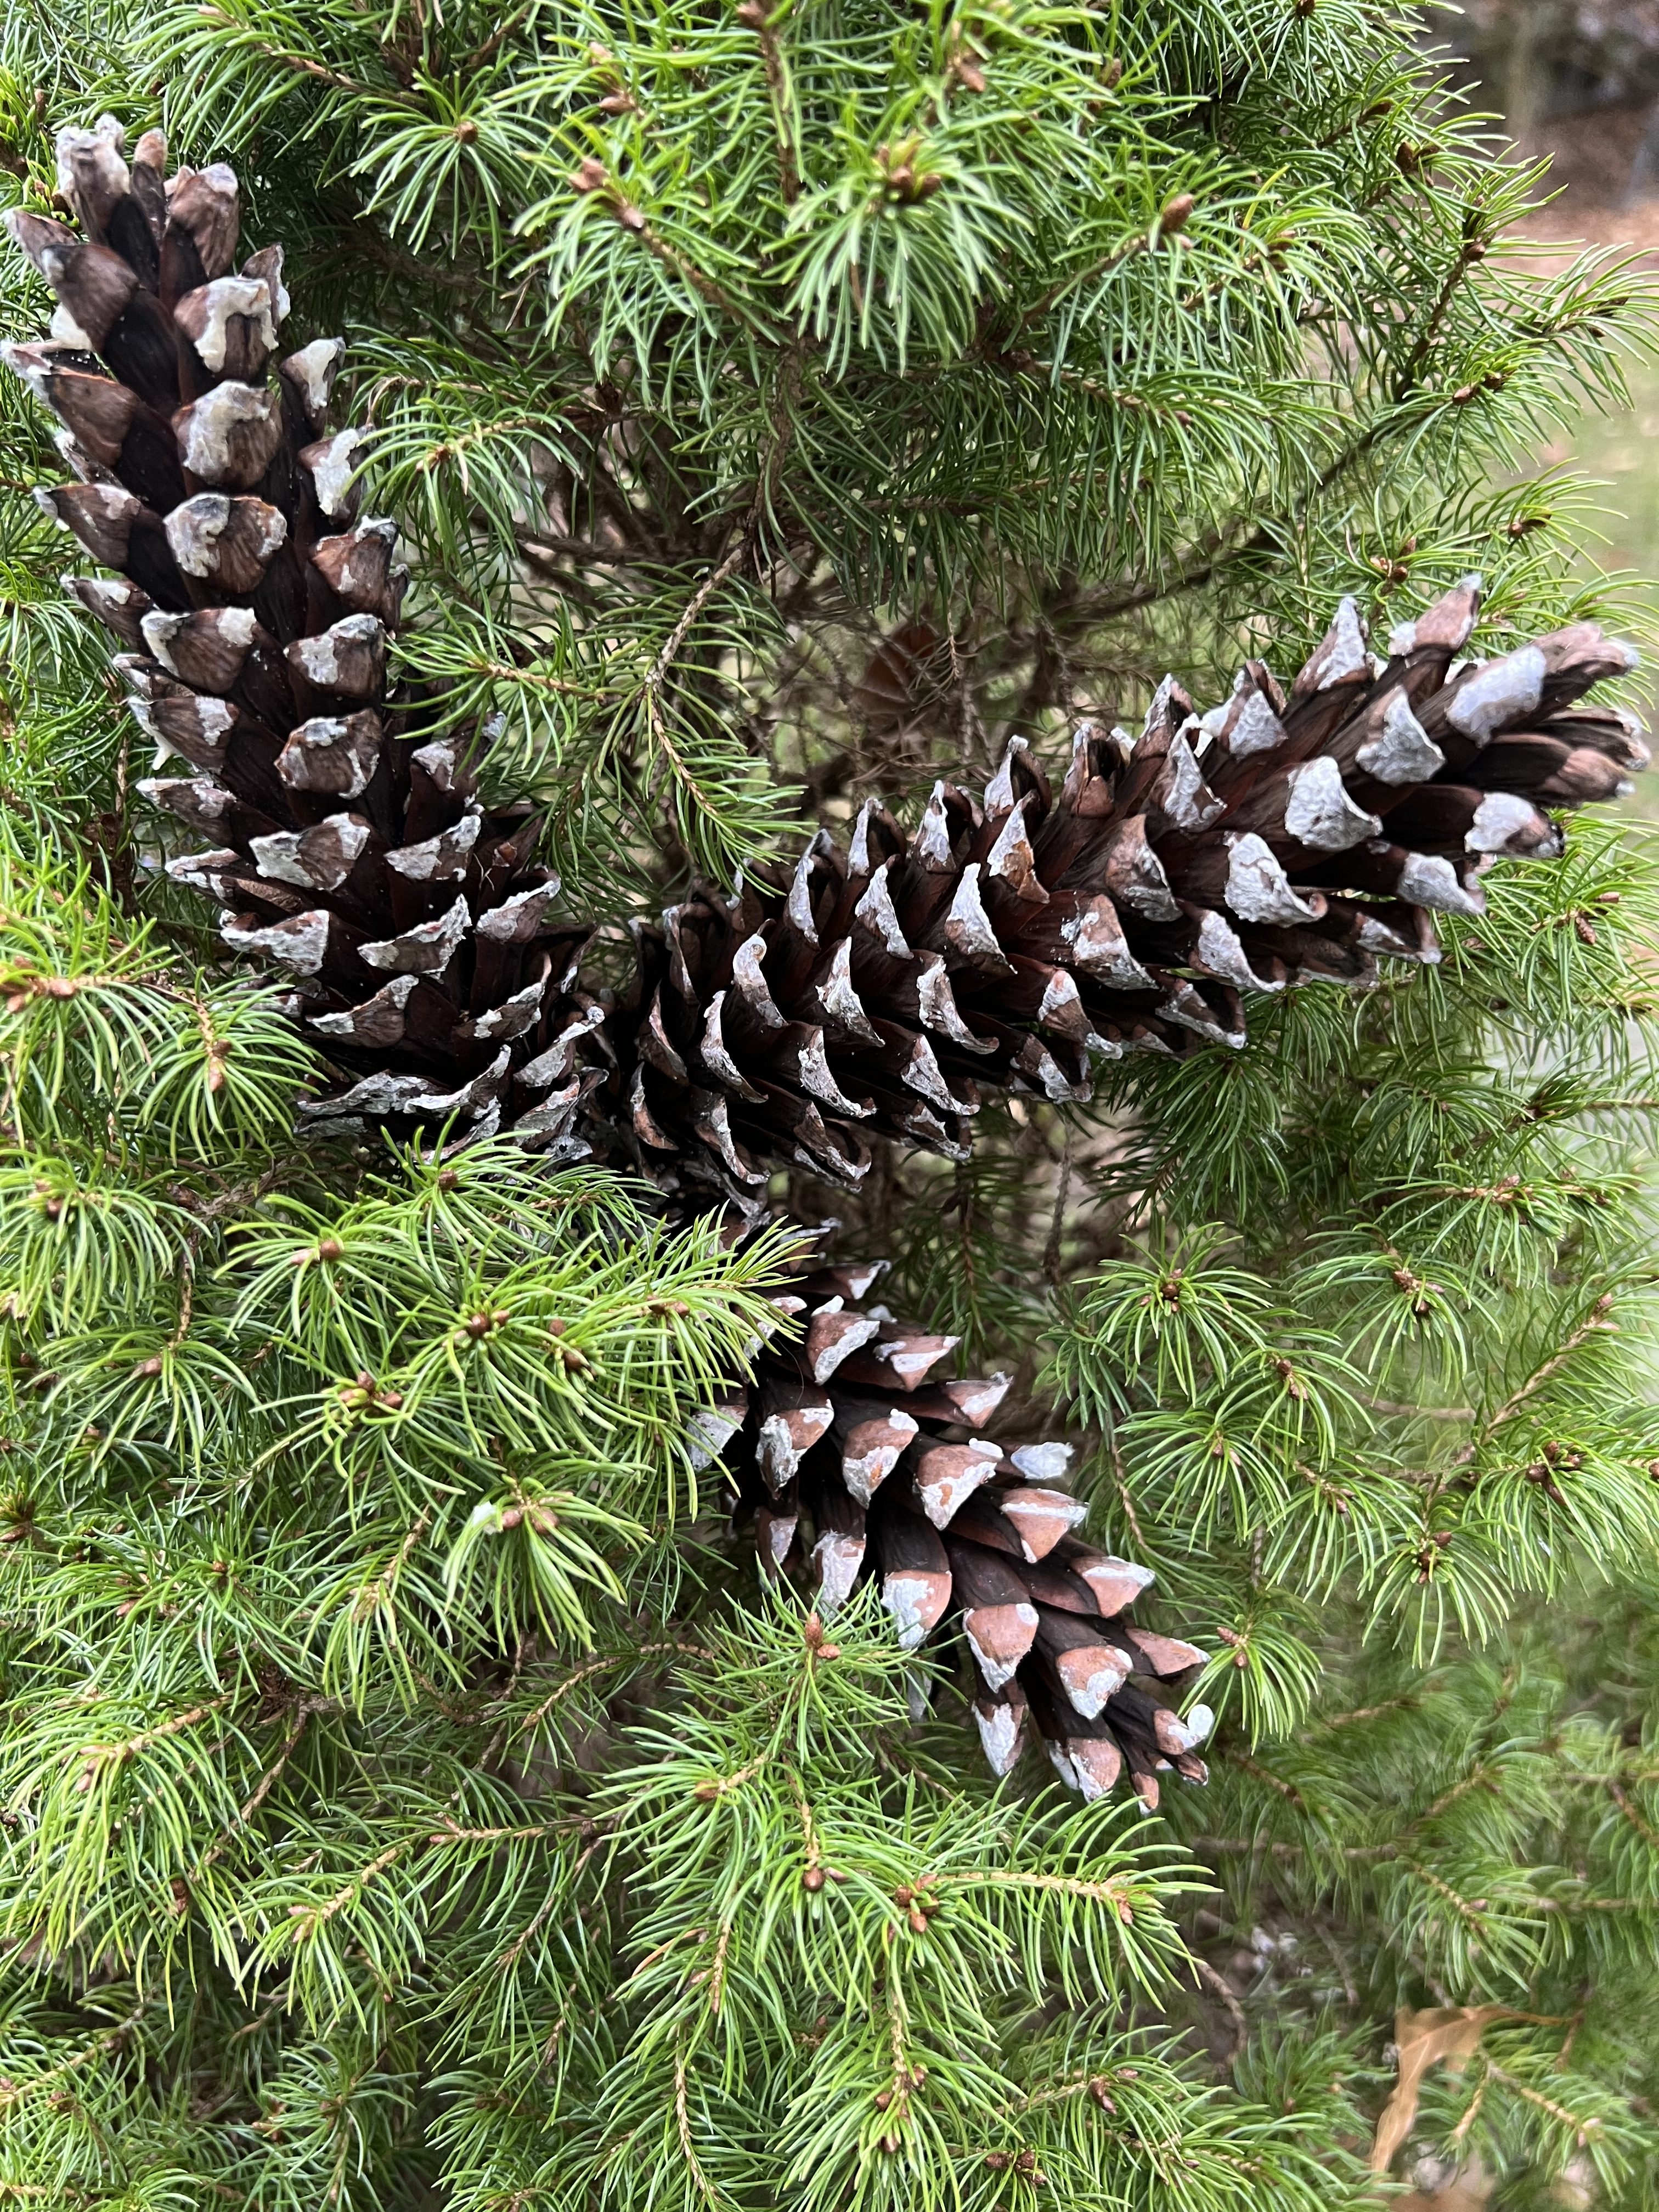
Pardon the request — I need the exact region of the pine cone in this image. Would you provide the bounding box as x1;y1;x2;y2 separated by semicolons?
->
4;119;599;1155
610;594;1647;1208
701;1250;1211;1807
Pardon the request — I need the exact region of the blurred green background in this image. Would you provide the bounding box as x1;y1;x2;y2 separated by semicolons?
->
1532;353;1659;824
1565;382;1659;585
1460;5;1659;811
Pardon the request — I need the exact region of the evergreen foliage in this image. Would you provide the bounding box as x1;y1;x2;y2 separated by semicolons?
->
0;0;1657;2205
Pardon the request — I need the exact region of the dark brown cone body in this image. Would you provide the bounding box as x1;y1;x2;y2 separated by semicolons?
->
701;1252;1212;1804
5;119;600;1155
609;599;1649;1211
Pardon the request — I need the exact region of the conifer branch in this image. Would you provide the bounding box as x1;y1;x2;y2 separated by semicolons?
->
1;13;1657;2204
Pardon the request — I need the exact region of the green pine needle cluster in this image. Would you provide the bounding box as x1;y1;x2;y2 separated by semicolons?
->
1;0;1658;2204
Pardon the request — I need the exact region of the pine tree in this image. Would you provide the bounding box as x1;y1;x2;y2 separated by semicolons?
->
2;3;1659;2208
